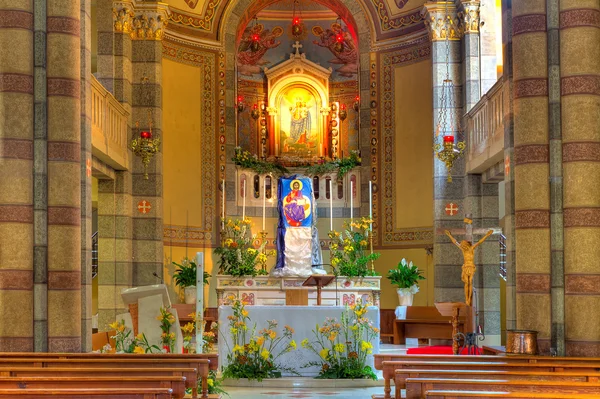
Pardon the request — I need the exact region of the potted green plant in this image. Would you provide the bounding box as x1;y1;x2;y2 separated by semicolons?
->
172;259;211;304
386;258;425;306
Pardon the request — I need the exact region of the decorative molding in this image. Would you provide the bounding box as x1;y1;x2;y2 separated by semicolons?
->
561;75;600;97
514;144;549;165
380;38;432;247
515;209;550;229
512;14;546;36
560;8;600;29
514;78;548;98
113;1;169;40
565;275;600;294
564;208;600;228
563;142;600;163
456;0;480;34
516;273;550;293
422;1;462;41
168;4;222;32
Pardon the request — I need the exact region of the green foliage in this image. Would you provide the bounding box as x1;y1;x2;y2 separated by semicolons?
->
386;258;425;289
233;147;289;176
172;258;211;288
221;297;298;381
301;301;378;380
214;218;270;277
328;217;380;278
305;150;361;181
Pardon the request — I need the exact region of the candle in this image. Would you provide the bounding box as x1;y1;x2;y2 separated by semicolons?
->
242;180;246;220
329;179;333;231
369;181;373;231
350;179;353;230
222;179;225;229
262;179;266;231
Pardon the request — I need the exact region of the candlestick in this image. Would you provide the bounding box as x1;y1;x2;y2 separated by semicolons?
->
222;179;225;229
369;181;373;229
350;179;353;230
262;179;266;230
329;179;333;231
242;180;246;220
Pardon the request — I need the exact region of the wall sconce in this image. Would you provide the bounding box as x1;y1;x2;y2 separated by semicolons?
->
237;95;245;112
339;103;347;121
353;95;360;112
251;104;260;120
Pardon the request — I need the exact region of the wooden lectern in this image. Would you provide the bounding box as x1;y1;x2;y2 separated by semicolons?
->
435;302;473;355
302;275;335;305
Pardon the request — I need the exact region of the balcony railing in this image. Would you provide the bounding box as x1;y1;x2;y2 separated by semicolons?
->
91;75;129;170
465;79;506;174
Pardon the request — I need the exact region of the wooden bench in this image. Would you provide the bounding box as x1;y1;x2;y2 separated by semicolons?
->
393;306;470;345
378;360;600;399
0;388;173;399
407;378;600;398
395;368;600;398
0;358;210;398
425;391;600;399
0;376;186;399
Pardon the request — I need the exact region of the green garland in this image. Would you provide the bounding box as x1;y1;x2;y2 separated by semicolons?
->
233;148;289;176
233;147;361;180
305;151;361;181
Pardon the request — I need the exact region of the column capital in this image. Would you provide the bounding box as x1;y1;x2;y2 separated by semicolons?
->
456;0;481;34
421;1;462;41
113;1;169;40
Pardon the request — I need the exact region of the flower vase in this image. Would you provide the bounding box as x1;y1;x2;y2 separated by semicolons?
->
184;286;197;305
163;345;171;353
397;289;414;306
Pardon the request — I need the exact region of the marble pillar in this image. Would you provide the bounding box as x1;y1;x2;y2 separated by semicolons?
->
458;0;482;111
512;0;551;354
46;0;83;352
423;2;467;303
501;0;517;334
0;1;35;351
80;0;93;352
560;1;600;356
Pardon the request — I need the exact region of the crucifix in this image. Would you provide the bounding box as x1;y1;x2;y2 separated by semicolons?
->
442;215;500;306
292;41;303;55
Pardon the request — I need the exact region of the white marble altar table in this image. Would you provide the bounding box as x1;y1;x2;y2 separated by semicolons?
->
218;305;380;377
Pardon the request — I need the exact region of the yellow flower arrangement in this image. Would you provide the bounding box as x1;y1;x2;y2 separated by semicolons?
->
157;307;175;353
301;300;378;380
222;298;298;381
328;217;380;278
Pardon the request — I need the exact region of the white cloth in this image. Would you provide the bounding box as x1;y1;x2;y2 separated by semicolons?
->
275;227;314;277
218;305;380;377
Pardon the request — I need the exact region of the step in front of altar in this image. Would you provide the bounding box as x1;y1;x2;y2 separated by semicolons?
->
216;275;381;307
221;377;384;388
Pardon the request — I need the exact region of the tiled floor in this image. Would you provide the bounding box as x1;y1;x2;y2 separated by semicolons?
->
223;386;382;398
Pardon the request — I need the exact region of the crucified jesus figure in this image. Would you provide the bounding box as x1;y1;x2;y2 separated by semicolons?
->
444;229;493;306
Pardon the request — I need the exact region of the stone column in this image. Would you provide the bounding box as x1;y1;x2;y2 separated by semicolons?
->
0;2;35;351
501;0;516;334
33;0;48;352
512;0;551;354
130;3;168;286
423;1;467;303
457;0;481;110
560;2;600;356
46;0;82;352
95;0;133;329
80;0;93;352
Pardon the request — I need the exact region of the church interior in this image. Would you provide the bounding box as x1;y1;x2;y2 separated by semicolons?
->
1;0;600;398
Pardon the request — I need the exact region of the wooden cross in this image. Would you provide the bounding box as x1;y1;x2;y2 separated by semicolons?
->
292;41;303;54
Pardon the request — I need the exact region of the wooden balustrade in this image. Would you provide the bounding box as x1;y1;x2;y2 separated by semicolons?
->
91;75;130;170
465;79;506;174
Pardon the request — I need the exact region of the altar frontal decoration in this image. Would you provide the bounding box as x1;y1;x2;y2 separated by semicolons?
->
275;175;324;276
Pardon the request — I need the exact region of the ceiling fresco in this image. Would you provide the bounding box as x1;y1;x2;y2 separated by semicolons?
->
164;0;427;45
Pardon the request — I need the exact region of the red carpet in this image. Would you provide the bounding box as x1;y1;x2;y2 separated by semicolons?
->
406;345;482;355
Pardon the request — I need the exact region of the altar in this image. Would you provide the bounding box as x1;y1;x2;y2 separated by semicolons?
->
216;275;381;307
218;305;380;377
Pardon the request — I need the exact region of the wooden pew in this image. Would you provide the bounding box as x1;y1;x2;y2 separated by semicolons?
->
0;358;209;399
393;307;469;345
407;378;600;398
425;391;600;399
0;388;173;399
0;376;186;399
378;360;600;399
374;354;600;399
395;368;600;398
